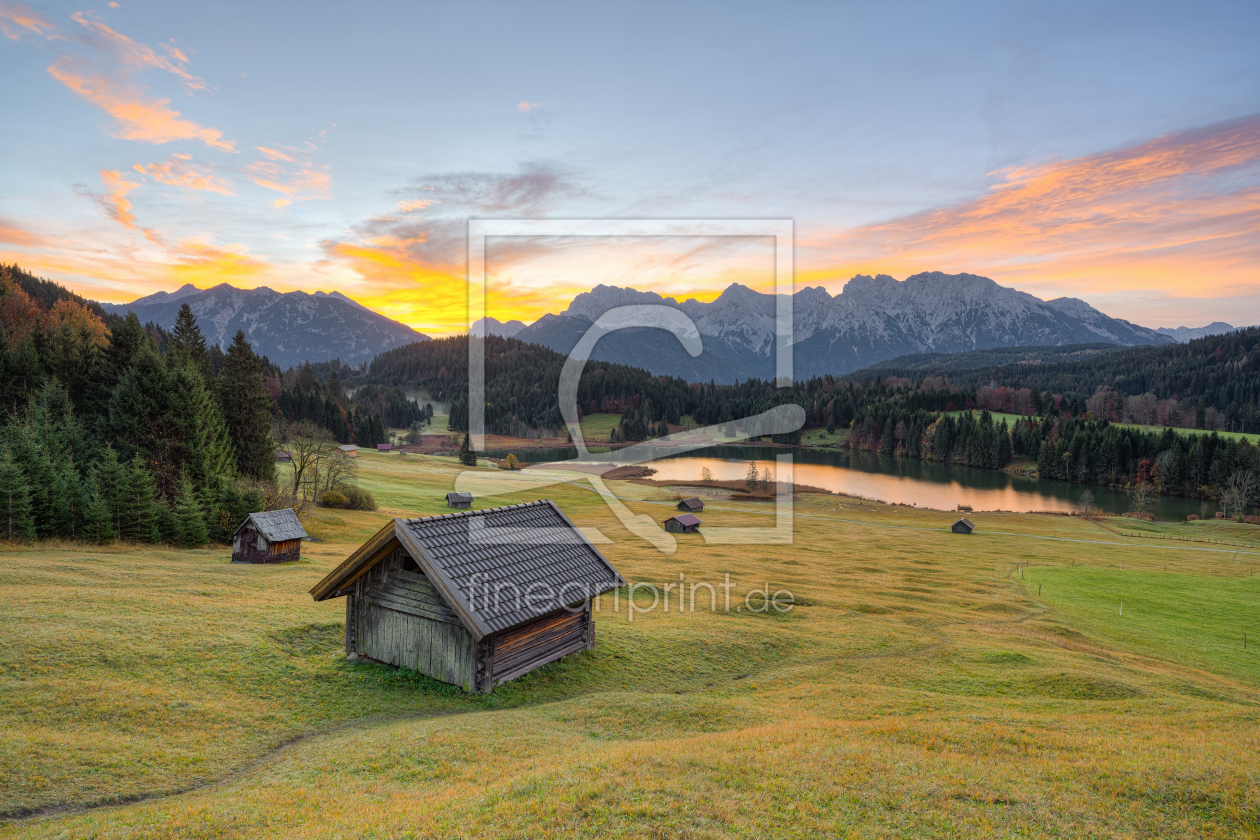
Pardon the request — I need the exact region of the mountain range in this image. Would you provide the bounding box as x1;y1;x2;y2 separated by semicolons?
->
99;273;1243;380
100;283;429;369
500;272;1176;383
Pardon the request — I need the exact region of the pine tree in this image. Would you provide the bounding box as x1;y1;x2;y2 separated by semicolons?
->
215;331;276;482
121;456;161;543
174;473;209;547
458;432;477;466
745;460;759;492
82;471;113;545
170;362;236;482
827;399;837;434
168;303;209;375
49;459;85;539
95;445;127;540
0;446;35;542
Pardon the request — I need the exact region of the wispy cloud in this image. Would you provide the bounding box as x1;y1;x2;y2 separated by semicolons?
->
517;101;542;112
135;154;233;194
245;144;330;201
4;6;235;151
0;1;58;40
91;169;142;229
0;216;53;247
800;113;1260;300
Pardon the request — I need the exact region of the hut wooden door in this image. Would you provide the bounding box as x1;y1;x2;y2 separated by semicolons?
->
240;528;256;557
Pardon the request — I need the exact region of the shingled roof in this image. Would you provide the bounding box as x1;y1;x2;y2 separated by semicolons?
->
310;500;624;640
236;508;308;542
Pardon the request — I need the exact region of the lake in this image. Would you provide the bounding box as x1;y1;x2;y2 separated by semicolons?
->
482;444;1216;520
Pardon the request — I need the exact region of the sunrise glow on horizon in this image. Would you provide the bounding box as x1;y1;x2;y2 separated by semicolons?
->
3;1;1258;335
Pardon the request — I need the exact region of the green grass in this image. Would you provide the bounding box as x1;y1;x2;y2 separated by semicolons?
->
4;455;1260;837
1112;422;1260;444
947;410;1260;444
578;413;622;442
1097;515;1260;541
1027;565;1260;689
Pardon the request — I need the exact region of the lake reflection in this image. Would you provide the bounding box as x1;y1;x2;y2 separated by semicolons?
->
504;444;1214;520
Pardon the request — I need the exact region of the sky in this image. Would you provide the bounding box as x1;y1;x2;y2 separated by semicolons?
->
2;0;1259;335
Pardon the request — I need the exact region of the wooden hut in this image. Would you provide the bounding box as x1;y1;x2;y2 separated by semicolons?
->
232;509;308;563
309;500;624;692
274;449;292;463
676;497;704;512
337;444;360;458
663;513;702;534
377;443;392;452
951;517;975;534
447;491;473;509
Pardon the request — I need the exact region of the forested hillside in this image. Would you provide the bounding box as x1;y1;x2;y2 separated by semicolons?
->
854;327;1260;431
0;267;286;545
368;335;699;438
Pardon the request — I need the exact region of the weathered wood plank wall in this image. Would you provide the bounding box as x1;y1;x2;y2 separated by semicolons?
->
352;546;476;690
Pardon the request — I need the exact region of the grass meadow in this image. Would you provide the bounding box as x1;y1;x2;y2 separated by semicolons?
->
2;450;1259;837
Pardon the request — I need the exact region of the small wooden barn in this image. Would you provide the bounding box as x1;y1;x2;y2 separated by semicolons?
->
377;443;392;452
337;444;360;458
274;449;292;463
447;491;473;509
232;509;308;563
310;500;624;692
664;513;702;534
951;517;975;534
676;497;704;512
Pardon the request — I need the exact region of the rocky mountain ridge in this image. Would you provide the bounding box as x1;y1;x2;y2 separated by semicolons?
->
100;283;429;369
511;271;1173;382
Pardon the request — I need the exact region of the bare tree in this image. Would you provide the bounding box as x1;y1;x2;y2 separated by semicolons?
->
1079;488;1095;519
1128;481;1154;518
1220;468;1256;518
286;421;336;499
700;467;713;483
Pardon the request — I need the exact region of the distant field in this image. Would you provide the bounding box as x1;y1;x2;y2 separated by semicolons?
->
945;410;1025;427
947;410;1260;443
1112;422;1260;444
578;412;622;442
4;454;1260;836
1096;515;1260;545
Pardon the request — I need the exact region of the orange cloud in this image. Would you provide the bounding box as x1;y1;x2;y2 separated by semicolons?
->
255;146;295;162
802;114;1260;300
0;1;58;40
96;169;142;229
135;155;234;194
0;217;53;248
7;8;235;151
245;146;330;200
396;198;441;212
69;12;207;91
48;60;235;150
518;101;541;112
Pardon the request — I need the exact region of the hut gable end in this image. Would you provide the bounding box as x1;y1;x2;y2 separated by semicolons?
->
309;500;626;693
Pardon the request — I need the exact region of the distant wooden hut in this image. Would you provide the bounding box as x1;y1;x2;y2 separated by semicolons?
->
377;443;392;452
447;491;473;509
232;509;308;563
274;449;292;463
337;444;360;458
664;513;702;533
951;517;975;534
676;497;704;512
309;500;624;692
